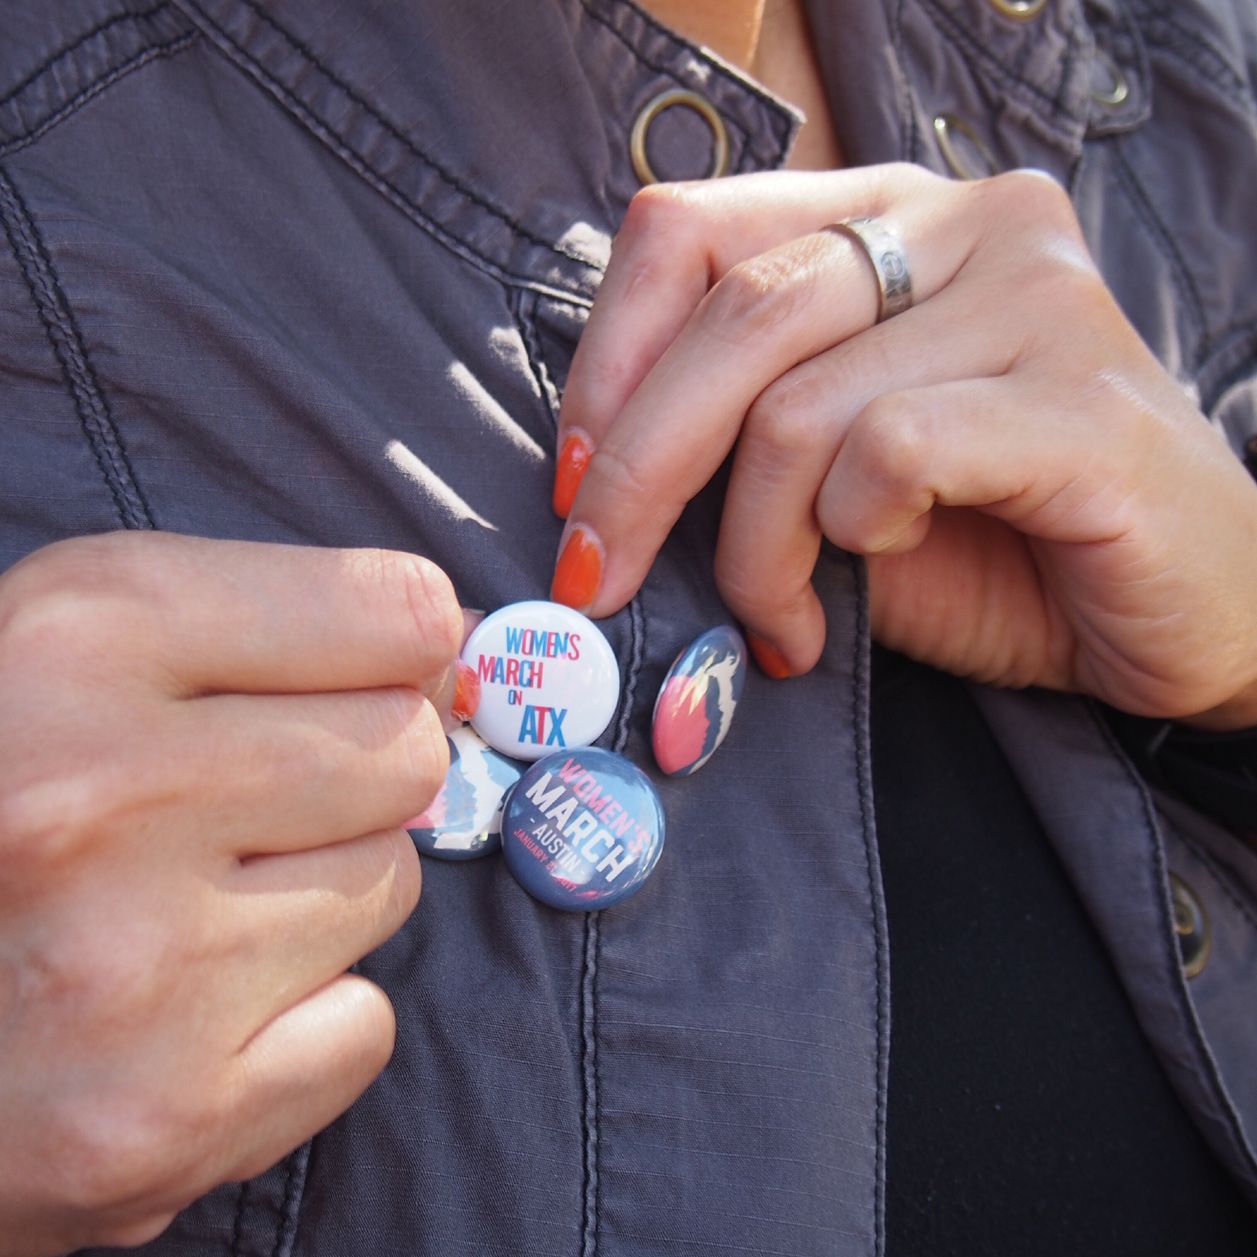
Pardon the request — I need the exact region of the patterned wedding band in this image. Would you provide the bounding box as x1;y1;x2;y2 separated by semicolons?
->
827;217;913;322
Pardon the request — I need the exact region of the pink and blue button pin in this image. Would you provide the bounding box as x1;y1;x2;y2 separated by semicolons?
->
651;625;747;776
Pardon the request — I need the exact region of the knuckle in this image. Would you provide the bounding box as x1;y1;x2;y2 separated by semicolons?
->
714;557;790;624
851;394;934;496
611;186;709;307
982;167;1076;226
325;975;397;1084
591;443;684;518
1054;259;1110;316
382;827;423;922
714;537;818;627
745;371;836;463
353;980;398;1067
389;689;450;810
403;556;462;662
0;537;151;676
618;182;704;250
0;778;66;868
1017;255;1111;346
322;829;422;942
55;1099;186;1219
571;333;640;407
36;914;166;1017
890;160;943;191
0;760;126;871
366;550;462;672
33;532;166;606
975;170;1092;277
706;254;812;342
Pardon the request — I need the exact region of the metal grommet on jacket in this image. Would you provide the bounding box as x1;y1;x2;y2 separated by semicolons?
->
1090;50;1130;107
1169;872;1211;979
988;0;1049;20
630;88;730;185
933;114;1000;180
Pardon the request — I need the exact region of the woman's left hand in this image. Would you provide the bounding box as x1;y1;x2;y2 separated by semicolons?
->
551;165;1257;728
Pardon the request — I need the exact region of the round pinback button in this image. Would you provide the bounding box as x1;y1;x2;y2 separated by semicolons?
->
461;600;620;762
501;747;665;910
651;625;747;776
406;725;525;861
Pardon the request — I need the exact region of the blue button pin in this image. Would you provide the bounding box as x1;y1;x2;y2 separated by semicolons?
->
501;748;665;910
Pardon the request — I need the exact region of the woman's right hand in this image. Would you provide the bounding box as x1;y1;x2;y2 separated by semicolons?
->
0;532;464;1255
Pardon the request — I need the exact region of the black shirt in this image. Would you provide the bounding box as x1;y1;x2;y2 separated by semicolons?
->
872;646;1256;1255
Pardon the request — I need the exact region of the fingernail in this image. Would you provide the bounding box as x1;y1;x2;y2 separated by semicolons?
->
551;525;603;610
451;660;480;722
747;632;793;680
553;430;593;519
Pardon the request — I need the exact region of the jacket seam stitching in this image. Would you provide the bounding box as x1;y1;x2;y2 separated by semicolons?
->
1197;336;1257;418
271;1161;295;1257
1200;324;1257;377
0;161;153;530
1089;702;1257;1179
851;553;888;1255
230;1179;248;1256
593;909;606;1252
888;0;914;165
579;913;602;1257
270;1144;308;1257
613;595;644;756
0;2;171;108
178;3;597;301
1140;11;1254;110
511;290;564;427
1205;321;1257;355
578;595;646;1255
0;31;198;158
1112;139;1208;361
1051;22;1085;117
914;0;1076;116
220;0;594;270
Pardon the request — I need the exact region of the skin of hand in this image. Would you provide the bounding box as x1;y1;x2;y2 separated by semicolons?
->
0;532;467;1255
551;164;1257;730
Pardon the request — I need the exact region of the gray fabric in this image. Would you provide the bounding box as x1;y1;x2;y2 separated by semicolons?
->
0;1;1254;1253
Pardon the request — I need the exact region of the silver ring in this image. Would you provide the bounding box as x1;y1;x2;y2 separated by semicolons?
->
826;217;913;322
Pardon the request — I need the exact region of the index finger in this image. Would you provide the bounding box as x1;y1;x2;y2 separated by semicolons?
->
556;168;900;496
31;532;465;696
551;168;971;616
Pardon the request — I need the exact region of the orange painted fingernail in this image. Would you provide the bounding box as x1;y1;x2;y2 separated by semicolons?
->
551;526;603;610
451;660;480;722
553;430;593;519
748;632;793;680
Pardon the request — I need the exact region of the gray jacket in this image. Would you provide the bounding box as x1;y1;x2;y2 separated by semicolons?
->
1;1;1255;1253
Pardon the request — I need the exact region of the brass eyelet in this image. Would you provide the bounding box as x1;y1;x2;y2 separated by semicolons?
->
630;89;730;186
1090;52;1130;107
989;0;1048;20
932;114;999;181
1169;872;1211;980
